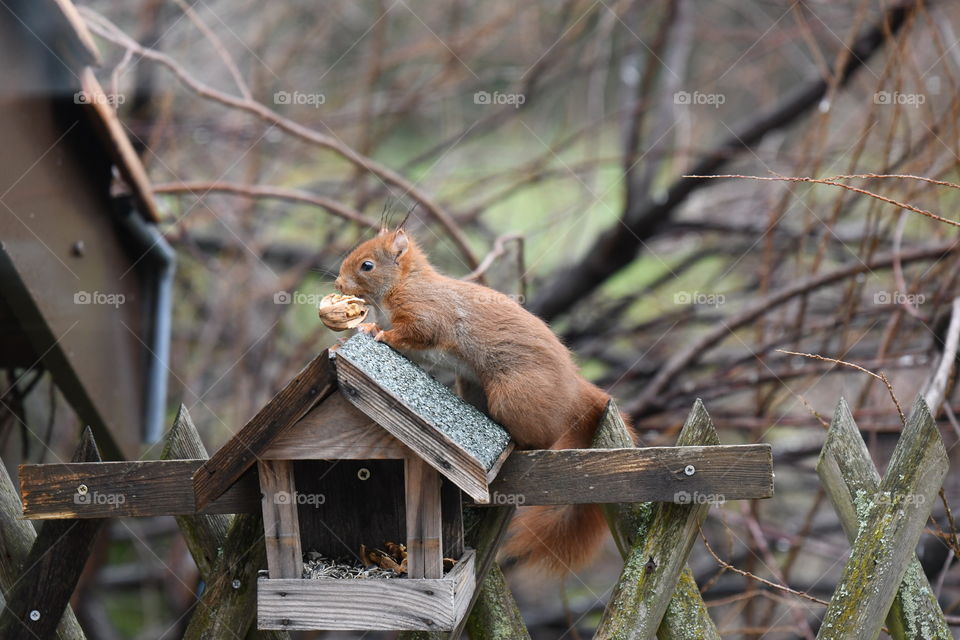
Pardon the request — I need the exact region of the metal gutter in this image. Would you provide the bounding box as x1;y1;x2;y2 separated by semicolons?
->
115;205;175;443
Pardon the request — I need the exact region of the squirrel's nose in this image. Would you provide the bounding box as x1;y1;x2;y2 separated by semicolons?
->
334;276;344;292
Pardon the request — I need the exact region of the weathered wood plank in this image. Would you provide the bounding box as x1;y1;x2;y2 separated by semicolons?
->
258;550;475;631
592;400;649;555
259;460;302;579
816;397;948;640
489;444;772;505
0;443;87;640
817;398;951;640
0;428;105;640
406;456;444;579
21;443;773;520
21;459;259;519
452;547;478;625
592;400;721;640
262;392;408;460
595;399;718;640
161;404;288;640
194;350;336;509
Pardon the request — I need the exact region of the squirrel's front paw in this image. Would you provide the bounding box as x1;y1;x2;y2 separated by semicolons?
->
356;322;380;336
329;336;351;352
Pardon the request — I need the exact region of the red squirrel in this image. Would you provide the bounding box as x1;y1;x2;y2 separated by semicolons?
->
335;227;632;573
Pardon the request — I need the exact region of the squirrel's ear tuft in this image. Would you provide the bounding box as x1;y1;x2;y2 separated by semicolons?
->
392;229;409;259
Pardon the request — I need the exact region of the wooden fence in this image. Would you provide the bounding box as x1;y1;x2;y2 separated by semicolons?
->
0;394;951;639
433;395;951;640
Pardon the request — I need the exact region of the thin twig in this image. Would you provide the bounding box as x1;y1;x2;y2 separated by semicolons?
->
776;349;905;424
152;181;378;228
685;174;960;229
699;525;830;607
463;233;524;283
171;0;252;100
823;173;960;190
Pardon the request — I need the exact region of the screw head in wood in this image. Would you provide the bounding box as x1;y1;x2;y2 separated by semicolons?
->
232;579;241;589
357;467;371;481
684;465;696;476
29;610;40;621
77;484;88;496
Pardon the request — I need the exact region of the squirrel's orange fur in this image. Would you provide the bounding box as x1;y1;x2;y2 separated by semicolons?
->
336;228;631;574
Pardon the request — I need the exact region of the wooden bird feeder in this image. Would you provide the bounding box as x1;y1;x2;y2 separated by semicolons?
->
17;333;775;634
240;334;512;632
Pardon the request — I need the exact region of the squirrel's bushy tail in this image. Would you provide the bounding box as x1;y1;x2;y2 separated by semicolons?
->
501;388;634;574
502;501;609;574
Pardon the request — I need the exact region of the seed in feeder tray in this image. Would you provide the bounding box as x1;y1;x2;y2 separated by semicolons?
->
317;293;369;331
359;541;411;574
368;548;403;573
301;551;403;579
384;541;407;562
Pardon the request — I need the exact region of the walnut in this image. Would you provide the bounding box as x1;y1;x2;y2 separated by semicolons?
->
318;293;369;331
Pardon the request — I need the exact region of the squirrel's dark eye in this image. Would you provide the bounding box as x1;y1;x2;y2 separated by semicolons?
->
360;260;375;272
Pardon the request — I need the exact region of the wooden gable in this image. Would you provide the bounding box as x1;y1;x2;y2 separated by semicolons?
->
261;392;408;460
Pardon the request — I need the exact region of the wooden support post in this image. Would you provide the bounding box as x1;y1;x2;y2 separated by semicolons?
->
183;510;270;639
817;398;951;640
0;428;104;640
161;404;232;577
406;455;444;579
0;449;87;640
595;399;720;640
162;404;290;640
259;460;302;579
592;399;721;640
464;563;531;640
816;397;947;640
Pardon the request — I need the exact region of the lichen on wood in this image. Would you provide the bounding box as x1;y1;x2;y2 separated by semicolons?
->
465;564;531;640
816;397;948;640
816;397;950;640
594;399;721;640
161;404;232;577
